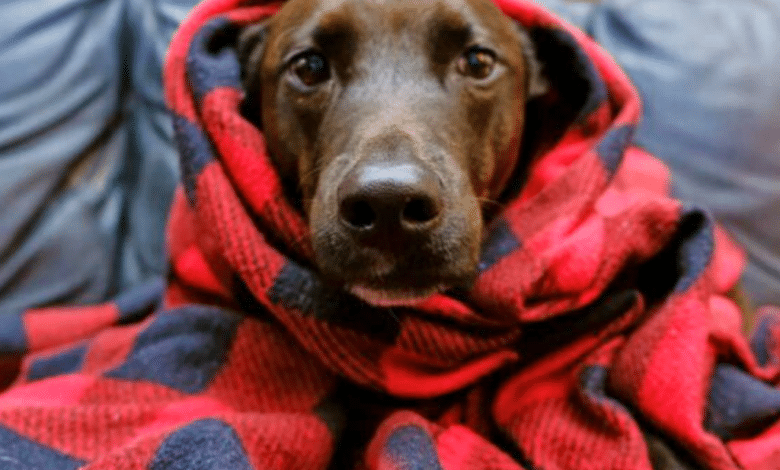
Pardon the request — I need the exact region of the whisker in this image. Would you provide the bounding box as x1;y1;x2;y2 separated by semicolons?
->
384;307;401;324
477;196;505;211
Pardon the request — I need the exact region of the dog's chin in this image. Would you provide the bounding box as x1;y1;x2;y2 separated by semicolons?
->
349;284;444;307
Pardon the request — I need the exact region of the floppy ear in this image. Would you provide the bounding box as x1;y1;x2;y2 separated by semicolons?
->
516;26;549;99
499;24;603;201
237;22;269;72
237;21;270;123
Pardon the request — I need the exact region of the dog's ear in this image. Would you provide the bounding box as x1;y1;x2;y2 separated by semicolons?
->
516;27;549;100
519;25;608;134
237;21;269;71
500;24;602;201
237;21;270;123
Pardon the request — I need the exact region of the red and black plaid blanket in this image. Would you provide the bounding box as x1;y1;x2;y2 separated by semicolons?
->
1;0;780;468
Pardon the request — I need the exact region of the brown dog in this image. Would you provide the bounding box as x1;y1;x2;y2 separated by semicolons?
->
238;0;546;306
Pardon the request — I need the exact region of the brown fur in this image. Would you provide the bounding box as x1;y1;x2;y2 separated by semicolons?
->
238;0;546;305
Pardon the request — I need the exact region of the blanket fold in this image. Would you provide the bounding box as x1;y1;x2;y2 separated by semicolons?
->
0;0;780;469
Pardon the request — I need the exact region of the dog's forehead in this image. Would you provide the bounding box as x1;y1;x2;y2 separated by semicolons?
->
314;0;475;20
272;0;516;46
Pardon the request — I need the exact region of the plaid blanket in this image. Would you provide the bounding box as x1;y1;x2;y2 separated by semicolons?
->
1;0;780;468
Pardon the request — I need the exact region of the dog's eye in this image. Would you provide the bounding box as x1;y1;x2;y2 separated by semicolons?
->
457;47;496;79
290;52;330;87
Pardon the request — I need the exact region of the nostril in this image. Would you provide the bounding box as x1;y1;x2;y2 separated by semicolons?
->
340;198;376;230
402;196;440;225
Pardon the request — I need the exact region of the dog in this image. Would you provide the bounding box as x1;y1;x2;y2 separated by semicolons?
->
237;0;549;307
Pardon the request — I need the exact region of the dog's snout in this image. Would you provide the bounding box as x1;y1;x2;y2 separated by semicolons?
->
337;161;444;239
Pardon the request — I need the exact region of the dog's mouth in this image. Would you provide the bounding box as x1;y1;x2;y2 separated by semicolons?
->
309;240;475;306
349;283;445;307
336;258;477;307
311;204;482;308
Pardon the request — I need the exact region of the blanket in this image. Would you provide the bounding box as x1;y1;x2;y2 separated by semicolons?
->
1;0;780;468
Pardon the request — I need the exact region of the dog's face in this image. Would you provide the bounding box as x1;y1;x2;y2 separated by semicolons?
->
240;0;543;305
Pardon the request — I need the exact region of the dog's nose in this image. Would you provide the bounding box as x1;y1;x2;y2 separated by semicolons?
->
337;161;444;240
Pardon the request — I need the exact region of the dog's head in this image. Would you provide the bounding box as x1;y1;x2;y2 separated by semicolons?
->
239;0;547;305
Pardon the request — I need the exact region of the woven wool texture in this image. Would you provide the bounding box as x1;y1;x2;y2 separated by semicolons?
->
0;0;779;468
